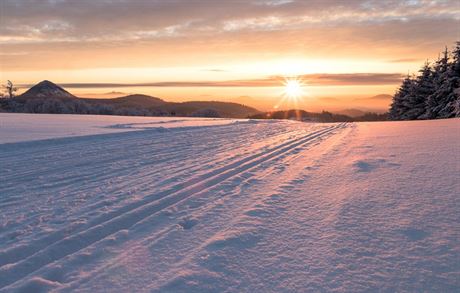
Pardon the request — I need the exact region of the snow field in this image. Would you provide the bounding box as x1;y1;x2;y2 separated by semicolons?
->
0;114;459;292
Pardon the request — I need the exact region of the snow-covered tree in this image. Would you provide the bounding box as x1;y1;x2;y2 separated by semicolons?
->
7;80;17;99
429;47;457;118
449;42;460;117
390;41;460;120
403;62;434;119
1;80;17;99
454;88;460;117
425;49;449;118
389;75;414;120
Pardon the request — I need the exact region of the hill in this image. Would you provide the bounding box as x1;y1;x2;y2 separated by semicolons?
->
155;101;259;118
334;109;366;117
18;80;75;99
82;94;166;108
366;94;393;101
6;81;260;118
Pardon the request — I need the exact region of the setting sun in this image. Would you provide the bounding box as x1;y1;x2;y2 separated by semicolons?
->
283;78;304;99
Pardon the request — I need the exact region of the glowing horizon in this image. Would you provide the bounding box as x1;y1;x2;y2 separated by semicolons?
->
1;0;459;111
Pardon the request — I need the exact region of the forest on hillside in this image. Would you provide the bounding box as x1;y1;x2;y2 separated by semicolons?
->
389;41;460;120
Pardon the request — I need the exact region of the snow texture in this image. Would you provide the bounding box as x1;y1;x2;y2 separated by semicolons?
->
0;113;242;144
0;114;459;292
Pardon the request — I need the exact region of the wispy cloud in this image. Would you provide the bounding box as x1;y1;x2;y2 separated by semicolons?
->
300;73;404;85
20;73;402;89
1;0;458;44
387;58;423;63
2;0;458;89
201;69;228;72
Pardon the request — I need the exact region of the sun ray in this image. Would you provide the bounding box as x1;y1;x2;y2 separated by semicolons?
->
284;79;302;98
272;76;309;117
282;76;307;100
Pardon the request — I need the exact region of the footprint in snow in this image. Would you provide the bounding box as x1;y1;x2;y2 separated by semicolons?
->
244;208;271;218
263;194;283;205
399;228;429;241
353;158;401;173
354;160;377;172
289;178;307;184
178;218;198;230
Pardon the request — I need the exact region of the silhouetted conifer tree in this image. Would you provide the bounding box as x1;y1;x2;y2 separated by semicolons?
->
389;75;414;120
449;42;460;117
426;49;449;118
403;62;434;119
390;41;460;120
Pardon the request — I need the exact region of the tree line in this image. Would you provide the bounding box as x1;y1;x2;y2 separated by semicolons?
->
1;97;160;116
0;97;225;117
248;110;388;122
389;41;460;120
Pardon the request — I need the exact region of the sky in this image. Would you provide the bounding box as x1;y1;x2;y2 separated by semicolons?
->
1;0;459;111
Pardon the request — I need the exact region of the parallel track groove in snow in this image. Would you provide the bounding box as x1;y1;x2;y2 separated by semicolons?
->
0;125;301;226
0;124;248;182
2;116;459;292
0;125;341;287
0;126;305;244
0;123;345;289
0;124;337;264
0;124;298;189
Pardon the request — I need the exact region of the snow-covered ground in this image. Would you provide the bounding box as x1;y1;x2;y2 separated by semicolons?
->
0;114;459;292
0;113;242;144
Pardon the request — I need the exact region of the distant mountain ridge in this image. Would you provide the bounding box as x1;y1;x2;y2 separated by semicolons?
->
249;109;388;122
355;94;392;102
13;80;259;118
334;109;366;117
19;80;76;99
82;94;166;108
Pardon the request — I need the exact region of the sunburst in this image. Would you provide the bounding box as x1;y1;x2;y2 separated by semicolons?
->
272;77;308;120
283;78;304;99
274;76;307;107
